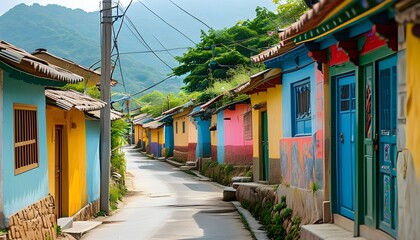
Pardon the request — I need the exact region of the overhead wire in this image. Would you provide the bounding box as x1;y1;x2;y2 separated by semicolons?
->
137;0;197;45
130;75;175;97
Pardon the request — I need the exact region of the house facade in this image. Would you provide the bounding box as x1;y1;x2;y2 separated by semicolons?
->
143;119;164;158
271;0;401;238
238;68;283;183
0;41;83;239
45;89;106;219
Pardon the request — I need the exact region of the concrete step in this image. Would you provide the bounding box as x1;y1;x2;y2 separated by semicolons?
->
57;217;73;230
63;221;101;239
301;224;366;240
180;165;194;170
223;187;237;201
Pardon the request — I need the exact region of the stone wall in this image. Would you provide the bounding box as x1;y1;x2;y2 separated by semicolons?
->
73;200;100;221
8;195;56;240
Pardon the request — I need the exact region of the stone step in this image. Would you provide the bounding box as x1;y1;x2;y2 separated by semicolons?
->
57;217;73;230
185;161;197;167
301;224;366;240
180;165;194;171
63;221;101;239
223;187;237;201
232;176;252;183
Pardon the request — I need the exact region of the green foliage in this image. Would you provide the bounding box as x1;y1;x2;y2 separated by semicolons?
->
240;195;301;240
172;7;281;92
61;82;100;99
94;210;107;217
273;0;308;28
310;182;320;193
54;224;62;237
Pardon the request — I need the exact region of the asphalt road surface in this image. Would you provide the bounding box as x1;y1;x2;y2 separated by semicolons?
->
82;146;253;240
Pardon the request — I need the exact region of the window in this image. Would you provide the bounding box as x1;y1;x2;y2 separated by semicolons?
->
182;121;185;133
243;111;252;140
292;79;311;136
175;121;178;134
14;104;39;174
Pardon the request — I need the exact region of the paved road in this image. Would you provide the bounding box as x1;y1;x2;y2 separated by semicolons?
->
82;146;252;240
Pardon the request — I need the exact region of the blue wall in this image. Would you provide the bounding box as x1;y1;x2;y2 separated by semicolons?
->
216;111;225;164
164;125;174;156
195;116;211;159
85;120;100;203
281;59;316;137
2;70;49;219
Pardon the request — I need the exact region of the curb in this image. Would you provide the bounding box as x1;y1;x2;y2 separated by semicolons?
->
231;201;269;240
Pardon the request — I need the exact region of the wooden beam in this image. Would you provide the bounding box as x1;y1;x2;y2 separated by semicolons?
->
338;40;359;66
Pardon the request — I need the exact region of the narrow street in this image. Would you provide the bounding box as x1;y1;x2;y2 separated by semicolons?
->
82;146;253;240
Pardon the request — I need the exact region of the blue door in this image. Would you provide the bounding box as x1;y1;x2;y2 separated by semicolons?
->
378;56;397;237
337;74;356;220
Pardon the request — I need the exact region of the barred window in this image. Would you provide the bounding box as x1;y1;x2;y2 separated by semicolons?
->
292;79;311;136
14;104;39;174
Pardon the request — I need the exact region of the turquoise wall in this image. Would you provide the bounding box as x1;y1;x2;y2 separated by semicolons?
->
2;70;49;219
194;116;211;159
216;111;225;163
85;120;100;203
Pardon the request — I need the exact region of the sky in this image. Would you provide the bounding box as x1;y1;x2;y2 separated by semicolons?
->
0;0;133;15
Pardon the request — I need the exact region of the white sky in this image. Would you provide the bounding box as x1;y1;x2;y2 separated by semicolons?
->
0;0;133;15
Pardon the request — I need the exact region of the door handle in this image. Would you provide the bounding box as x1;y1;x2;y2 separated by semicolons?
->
340;132;344;143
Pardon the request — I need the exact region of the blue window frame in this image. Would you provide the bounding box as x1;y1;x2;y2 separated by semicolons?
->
292;79;311;136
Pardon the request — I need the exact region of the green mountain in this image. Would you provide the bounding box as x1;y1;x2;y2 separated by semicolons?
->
0;0;277;95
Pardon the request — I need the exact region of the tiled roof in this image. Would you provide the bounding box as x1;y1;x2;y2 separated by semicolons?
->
237;68;282;95
0;41;83;83
45;89;106;111
142;119;164;129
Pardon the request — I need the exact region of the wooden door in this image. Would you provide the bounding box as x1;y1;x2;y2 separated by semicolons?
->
55;126;63;217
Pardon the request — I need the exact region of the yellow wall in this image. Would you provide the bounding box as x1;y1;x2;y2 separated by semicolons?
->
250;85;283;159
406;24;420;179
46;106;88;217
134;125;142;144
173;111;191;147
151;127;164;144
210;115;217;146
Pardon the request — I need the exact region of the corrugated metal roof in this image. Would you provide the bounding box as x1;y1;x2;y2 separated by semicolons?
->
0;41;83;83
45;89;106;111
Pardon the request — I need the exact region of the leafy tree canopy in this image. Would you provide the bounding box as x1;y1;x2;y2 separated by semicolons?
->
172;2;307;93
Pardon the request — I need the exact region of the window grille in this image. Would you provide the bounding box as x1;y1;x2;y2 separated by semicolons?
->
293;79;311;136
14;104;39;174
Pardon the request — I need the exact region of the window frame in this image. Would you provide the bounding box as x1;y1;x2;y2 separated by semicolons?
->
175;121;178;134
14;103;39;175
292;78;312;136
182;121;185;133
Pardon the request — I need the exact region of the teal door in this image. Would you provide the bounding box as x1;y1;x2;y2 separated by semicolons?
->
378;56;397;237
336;74;356;220
261;111;269;181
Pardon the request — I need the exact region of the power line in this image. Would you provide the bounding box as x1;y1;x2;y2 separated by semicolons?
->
130;75;175;97
153;35;177;59
137;0;197;45
122;11;175;70
168;0;213;30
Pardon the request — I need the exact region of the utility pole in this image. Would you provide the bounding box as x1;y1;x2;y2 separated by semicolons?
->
100;0;112;214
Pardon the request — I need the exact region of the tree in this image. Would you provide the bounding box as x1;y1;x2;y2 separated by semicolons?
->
272;0;308;28
172;7;280;92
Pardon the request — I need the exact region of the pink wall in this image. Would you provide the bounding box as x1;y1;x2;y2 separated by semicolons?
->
224;104;253;146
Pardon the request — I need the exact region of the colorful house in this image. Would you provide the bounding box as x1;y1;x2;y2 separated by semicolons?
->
171;101;197;163
142;119;165;158
247;42;326;224
274;0;399;238
132;113;152;148
395;1;420;239
198;94;253;165
0;41;83;238
132;115;153;152
238;68;283;183
45;89;107;219
189;105;212;161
